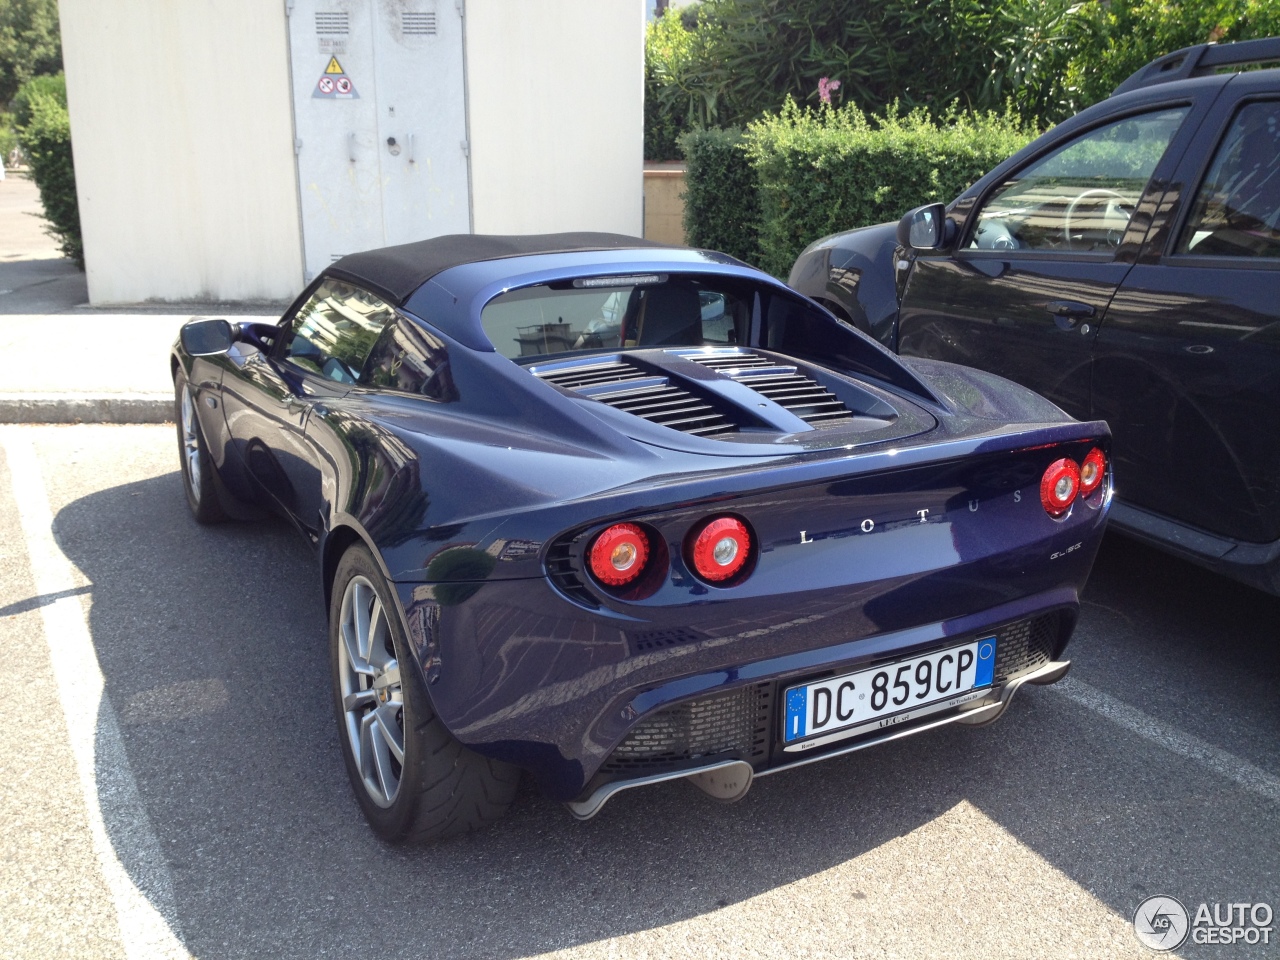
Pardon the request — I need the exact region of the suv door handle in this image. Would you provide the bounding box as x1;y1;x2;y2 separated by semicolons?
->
1046;300;1095;330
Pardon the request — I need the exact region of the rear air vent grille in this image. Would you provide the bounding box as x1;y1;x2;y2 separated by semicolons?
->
592;383;737;436
536;359;650;391
534;359;739;438
545;539;598;609
602;683;774;774
402;11;438;35
689;351;853;427
691;353;776;372
315;11;349;34
994;613;1060;683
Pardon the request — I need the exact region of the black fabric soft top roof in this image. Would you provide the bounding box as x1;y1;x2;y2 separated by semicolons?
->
325;232;674;305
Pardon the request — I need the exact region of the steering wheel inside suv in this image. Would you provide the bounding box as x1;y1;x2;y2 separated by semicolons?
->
1064;188;1136;251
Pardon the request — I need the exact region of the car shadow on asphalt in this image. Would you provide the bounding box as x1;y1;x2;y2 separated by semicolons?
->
53;477;1280;960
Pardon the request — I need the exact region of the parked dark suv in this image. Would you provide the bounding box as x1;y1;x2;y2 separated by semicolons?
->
789;38;1280;595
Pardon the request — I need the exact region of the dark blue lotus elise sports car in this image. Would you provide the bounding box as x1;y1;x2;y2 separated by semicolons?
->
172;233;1111;843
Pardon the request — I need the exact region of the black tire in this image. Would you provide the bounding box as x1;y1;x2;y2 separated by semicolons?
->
174;371;228;524
329;543;519;843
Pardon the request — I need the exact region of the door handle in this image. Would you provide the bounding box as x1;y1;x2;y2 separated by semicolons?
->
1046;300;1095;330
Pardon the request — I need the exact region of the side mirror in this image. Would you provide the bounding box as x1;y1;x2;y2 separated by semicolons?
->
180;318;238;357
896;203;951;251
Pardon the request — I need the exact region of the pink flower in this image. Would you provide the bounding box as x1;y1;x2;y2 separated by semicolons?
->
818;77;842;105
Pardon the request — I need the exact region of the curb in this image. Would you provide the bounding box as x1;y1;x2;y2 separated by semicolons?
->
0;394;173;424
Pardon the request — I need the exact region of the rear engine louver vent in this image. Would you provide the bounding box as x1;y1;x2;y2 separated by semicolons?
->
690;352;853;427
535;360;738;438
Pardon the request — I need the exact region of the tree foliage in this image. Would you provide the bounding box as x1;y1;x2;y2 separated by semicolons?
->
0;0;61;106
1065;0;1280;108
650;0;1006;136
647;0;1280;150
645;12;701;160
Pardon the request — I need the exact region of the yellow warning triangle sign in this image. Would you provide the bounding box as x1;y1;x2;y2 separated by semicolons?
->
324;56;344;74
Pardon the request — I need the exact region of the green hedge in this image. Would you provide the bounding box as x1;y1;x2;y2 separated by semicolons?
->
0;114;18;167
679;127;762;266
738;101;1036;277
15;73;82;266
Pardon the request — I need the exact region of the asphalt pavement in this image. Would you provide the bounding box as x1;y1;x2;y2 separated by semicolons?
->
1;423;1277;959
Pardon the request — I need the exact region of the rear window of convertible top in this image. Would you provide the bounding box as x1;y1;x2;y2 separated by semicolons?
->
480;275;771;361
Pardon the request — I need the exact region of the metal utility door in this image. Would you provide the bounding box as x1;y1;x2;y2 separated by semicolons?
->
287;0;471;281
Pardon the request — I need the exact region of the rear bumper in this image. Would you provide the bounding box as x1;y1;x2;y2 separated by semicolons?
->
395;571;1091;801
566;656;1072;820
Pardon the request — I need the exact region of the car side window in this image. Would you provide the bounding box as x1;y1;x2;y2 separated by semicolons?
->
1176;101;1280;258
358;318;458;402
281;279;395;384
967;108;1188;255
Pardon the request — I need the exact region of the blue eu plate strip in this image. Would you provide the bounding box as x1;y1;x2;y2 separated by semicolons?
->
784;687;808;742
975;637;996;688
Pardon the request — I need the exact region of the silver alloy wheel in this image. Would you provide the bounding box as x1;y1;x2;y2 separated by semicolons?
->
180;384;202;501
338;575;405;808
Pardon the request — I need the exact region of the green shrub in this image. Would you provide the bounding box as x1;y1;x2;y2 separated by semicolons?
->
680;127;762;265
15;74;82;265
0;113;18;167
11;71;64;126
743;100;1036;277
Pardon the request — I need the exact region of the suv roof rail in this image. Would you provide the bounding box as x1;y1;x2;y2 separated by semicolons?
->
1112;36;1280;97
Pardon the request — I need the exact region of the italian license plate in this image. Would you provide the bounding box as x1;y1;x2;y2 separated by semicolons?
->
782;638;996;752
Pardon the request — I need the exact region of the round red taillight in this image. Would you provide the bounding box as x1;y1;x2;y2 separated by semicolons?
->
588;523;650;586
1040;458;1081;517
689;516;752;583
1079;447;1107;497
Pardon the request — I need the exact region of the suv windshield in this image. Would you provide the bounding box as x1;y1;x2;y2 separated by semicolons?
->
480;275;752;360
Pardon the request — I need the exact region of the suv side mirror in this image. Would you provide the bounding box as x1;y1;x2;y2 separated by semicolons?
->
180;318;239;357
897;203;951;251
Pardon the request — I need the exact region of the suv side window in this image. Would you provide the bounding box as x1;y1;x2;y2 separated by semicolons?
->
1176;100;1280;258
281;279;395;384
967;108;1188;254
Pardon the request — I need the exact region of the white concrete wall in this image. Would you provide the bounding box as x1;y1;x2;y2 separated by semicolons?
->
465;0;644;237
60;0;303;304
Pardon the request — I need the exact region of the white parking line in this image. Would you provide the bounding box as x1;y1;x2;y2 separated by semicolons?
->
1050;676;1280;806
2;431;191;960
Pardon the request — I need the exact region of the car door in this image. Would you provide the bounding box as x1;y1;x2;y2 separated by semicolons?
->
1092;74;1280;545
896;103;1197;421
221;278;395;537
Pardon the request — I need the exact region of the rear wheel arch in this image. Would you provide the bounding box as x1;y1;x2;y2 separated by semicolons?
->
323;525;367;610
